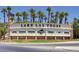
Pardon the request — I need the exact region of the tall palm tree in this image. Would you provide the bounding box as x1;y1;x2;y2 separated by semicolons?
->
73;17;78;38
54;12;59;23
29;8;36;22
16;12;22;22
1;8;7;40
22;11;28;22
44;16;47;23
59;12;64;24
64;12;68;24
32;12;36;23
1;8;7;23
37;11;44;23
6;6;13;40
73;17;77;23
47;7;51;23
6;6;11;12
8;13;15;22
40;12;45;23
6;6;12;20
37;11;41;23
51;12;54;23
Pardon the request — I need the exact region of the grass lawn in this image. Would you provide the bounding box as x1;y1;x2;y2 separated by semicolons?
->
14;39;79;43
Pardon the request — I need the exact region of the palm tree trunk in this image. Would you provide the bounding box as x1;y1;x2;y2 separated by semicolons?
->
41;18;43;23
59;19;63;24
23;16;24;22
3;12;6;40
7;12;10;40
33;17;35;22
18;16;20;22
38;17;40;23
65;17;67;24
45;19;46;23
39;17;41;23
31;15;32;22
40;18;42;23
55;16;58;23
48;14;50;23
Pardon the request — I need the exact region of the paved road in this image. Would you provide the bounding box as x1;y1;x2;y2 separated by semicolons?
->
0;42;79;52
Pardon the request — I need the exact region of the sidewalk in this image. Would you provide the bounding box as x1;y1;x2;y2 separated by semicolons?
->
56;46;79;51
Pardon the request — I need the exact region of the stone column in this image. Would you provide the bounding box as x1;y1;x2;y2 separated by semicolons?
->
63;37;65;40
35;36;37;40
55;37;56;40
17;36;19;40
26;36;27;40
45;36;47;40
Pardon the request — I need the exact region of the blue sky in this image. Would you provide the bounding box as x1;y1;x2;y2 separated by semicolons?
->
0;6;79;23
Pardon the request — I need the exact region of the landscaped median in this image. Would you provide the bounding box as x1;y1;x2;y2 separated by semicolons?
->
0;39;79;43
14;39;79;43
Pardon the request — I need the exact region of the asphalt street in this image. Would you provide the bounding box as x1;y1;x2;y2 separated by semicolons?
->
0;42;79;52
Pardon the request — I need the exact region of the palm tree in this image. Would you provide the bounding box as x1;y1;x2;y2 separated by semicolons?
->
32;12;36;23
16;12;22;22
59;12;64;24
51;12;54;23
47;7;51;23
6;6;11;12
9;17;15;22
64;12;68;24
22;11;28;22
29;8;36;22
44;16;47;23
54;12;59;23
8;12;14;21
37;11;45;23
1;8;7;40
1;8;7;24
6;7;14;40
73;17;77;23
40;12;45;23
37;11;44;23
6;6;12;19
73;17;78;38
37;11;41;23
